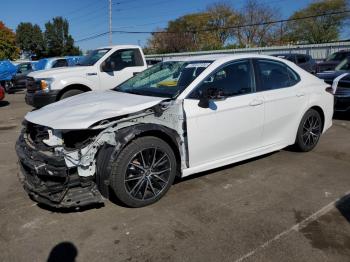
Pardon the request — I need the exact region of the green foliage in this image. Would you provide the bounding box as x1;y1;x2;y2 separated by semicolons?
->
16;22;45;58
44;17;81;57
286;0;349;43
147;2;239;53
0;21;19;60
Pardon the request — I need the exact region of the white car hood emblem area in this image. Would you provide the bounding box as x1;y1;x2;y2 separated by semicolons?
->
25;90;165;130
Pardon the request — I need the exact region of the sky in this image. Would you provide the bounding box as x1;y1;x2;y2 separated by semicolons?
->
1;0;314;51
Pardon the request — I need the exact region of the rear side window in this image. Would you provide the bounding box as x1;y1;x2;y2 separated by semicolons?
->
52;59;68;68
256;59;300;91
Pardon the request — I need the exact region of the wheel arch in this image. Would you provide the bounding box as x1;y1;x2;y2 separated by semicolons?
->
114;124;182;175
56;84;92;101
95;123;183;198
309;105;325;131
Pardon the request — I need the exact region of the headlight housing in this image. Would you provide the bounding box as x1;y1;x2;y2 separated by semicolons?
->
37;78;54;92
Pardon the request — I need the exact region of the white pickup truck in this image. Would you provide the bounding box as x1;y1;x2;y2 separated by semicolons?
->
25;45;147;108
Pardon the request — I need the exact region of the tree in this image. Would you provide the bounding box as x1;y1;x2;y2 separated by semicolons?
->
44;17;81;57
234;0;281;47
286;0;349;44
146;2;238;53
16;22;45;58
0;21;19;60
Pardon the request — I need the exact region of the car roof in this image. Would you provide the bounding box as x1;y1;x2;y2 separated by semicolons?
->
97;44;141;49
164;53;293;64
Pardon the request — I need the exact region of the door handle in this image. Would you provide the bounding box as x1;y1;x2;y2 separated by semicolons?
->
249;99;263;106
296;92;305;97
86;72;97;76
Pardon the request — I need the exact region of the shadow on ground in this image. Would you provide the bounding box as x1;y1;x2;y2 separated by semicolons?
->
336;194;350;223
47;242;78;262
0;101;10;107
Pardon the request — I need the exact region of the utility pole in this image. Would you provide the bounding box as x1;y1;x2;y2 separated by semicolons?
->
109;0;112;45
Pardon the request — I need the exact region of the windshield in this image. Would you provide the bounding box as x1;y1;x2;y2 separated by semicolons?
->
116;61;211;98
325;52;350;62
335;58;350;71
78;48;110;66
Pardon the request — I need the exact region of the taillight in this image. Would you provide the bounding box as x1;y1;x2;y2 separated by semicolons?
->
325;86;333;94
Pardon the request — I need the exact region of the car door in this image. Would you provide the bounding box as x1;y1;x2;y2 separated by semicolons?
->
254;59;309;147
183;59;265;168
99;48;145;90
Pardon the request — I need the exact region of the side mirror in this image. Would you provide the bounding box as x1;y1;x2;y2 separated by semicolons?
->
101;61;115;72
197;87;224;108
198;88;210;108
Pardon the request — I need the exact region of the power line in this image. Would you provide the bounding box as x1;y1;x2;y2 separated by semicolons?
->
76;9;350;42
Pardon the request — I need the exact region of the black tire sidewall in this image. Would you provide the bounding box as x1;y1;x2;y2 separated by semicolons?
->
110;136;177;208
295;109;322;152
60;89;84;100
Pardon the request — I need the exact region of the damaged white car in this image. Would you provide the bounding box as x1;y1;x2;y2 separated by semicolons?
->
16;54;334;208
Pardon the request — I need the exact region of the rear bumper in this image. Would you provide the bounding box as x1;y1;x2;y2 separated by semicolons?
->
16;132;104;208
25;90;59;108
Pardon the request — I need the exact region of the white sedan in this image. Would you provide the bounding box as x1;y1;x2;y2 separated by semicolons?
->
16;54;333;208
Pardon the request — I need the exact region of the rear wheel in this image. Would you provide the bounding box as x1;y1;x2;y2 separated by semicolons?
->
60;89;84;100
294;109;322;152
110;136;177;207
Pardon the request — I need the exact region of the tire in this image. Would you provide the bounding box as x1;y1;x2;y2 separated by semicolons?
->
4;81;13;93
110;136;177;207
60;89;84;100
294;109;322;152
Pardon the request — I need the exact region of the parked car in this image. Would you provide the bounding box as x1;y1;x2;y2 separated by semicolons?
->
8;62;36;93
0;60;17;93
25;45;147;108
16;54;333;208
317;57;350;113
0;85;5;101
272;53;317;73
317;50;350;73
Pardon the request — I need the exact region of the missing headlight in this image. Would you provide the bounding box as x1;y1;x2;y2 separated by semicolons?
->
62;129;102;150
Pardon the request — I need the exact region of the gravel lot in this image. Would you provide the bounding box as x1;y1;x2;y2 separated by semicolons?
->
1;92;350;262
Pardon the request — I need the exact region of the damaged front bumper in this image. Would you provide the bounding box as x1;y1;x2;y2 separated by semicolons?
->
15;133;104;208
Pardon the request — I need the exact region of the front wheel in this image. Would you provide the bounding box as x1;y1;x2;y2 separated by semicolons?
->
110;136;177;207
60;89;84;100
294;109;322;152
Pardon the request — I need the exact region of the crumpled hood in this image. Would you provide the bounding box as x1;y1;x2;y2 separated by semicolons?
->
25;90;165;129
28;66;89;79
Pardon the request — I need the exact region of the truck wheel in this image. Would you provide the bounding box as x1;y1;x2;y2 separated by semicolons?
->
60;89;84;100
294;109;322;152
110;136;177;207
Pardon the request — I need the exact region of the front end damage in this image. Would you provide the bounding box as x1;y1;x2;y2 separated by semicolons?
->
16;101;186;208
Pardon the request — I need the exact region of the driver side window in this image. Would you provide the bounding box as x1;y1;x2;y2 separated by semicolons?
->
189;60;254;99
106;49;144;71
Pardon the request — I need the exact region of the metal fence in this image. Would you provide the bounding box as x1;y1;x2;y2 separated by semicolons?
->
145;41;350;61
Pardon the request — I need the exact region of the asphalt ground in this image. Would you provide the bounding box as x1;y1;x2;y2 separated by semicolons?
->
1;92;350;262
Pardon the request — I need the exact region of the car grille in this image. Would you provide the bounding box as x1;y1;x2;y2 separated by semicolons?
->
25;77;39;93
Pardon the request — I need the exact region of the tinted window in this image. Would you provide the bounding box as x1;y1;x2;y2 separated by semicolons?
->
326;52;350;62
256;59;300;91
297;55;307;64
107;49;144;71
52;59;68;68
18;63;32;72
190;60;254;98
